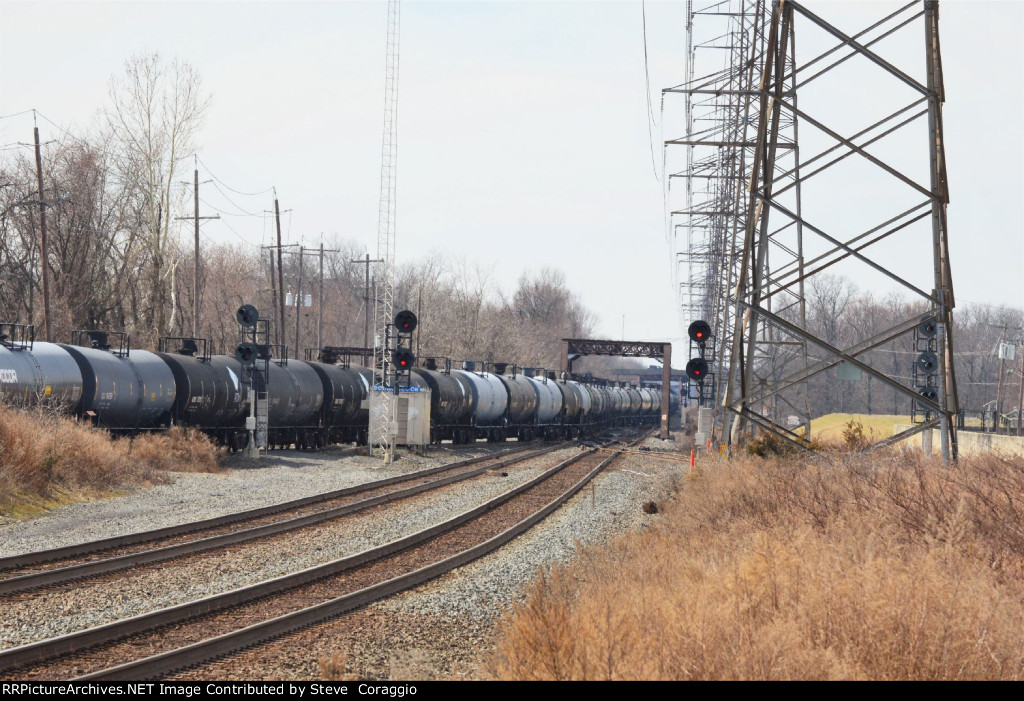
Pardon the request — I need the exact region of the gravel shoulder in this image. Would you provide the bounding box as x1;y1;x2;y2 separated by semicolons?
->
0;444;509;557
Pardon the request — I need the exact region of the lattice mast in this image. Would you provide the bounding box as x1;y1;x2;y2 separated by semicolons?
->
373;0;401;458
665;0;796;438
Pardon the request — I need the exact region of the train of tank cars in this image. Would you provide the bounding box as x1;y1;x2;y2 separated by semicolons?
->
0;322;674;450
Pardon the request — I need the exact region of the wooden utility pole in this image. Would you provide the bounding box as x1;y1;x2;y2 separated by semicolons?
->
996;323;1008;431
268;248;279;347
315;241;340;351
32;124;51;342
319;243;324;351
176;163;218;338
294;246;304;359
352;253;383;366
274;195;286;349
263;240;298;352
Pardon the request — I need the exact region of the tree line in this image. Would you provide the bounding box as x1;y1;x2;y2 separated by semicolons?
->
2;53;1018;410
0;53;598;373
770;274;1023;420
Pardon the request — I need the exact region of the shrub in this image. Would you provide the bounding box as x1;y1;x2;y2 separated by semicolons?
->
0;404;221;514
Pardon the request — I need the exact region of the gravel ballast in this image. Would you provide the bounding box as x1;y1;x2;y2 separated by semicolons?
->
0;446;576;649
180;435;689;681
0;433;689;680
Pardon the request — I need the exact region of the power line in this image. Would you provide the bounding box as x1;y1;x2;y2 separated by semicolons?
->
206;181;265;216
641;1;661;183
195;156;274;197
0;110;37;120
199;193;262;218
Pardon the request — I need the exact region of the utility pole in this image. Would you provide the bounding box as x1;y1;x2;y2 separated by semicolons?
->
352;253;383;365
32;121;51;342
294;246;303;359
175;161;218;338
262;242;298;351
996;323;1007;432
319;243;324;351
316;240;340;351
274;193;286;350
268;248;279;347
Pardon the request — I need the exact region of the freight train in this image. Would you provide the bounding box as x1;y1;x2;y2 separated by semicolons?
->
0;323;668;450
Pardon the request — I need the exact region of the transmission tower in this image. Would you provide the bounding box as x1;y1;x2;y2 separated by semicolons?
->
373;0;401;461
722;0;959;460
665;0;811;440
666;1;958;460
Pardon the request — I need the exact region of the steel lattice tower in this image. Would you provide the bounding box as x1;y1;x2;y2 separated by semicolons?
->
665;0;811;437
723;0;959;460
373;0;401;460
666;1;958;459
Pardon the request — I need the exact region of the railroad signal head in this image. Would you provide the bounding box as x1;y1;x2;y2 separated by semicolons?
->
394;310;417;334
917;351;938;373
918;386;939;402
235;342;257;366
393;346;415;369
688;320;712;344
918;319;938;339
686;357;709;381
236;304;259;329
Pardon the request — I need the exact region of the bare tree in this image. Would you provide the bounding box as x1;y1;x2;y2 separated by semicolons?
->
106;52;210;343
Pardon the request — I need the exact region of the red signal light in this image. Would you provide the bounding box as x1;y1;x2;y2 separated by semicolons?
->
686;357;708;381
394;310;417;334
688;320;711;344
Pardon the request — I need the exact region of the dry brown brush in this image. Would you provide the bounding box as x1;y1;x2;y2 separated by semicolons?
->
489;448;1024;680
0;404;220;513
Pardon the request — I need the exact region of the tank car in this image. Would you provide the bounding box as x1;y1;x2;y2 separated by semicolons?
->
305;361;372;446
522;369;563;440
411;361;475;443
58;332;175;430
262;358;324;449
491;364;539;441
0;330;83;410
450;362;511;442
156;339;250;449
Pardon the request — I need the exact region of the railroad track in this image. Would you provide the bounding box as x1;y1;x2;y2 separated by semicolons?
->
0;430;649;680
0;443;560;593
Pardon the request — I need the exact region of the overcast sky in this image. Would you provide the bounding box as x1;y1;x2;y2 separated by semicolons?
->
1;0;1021;363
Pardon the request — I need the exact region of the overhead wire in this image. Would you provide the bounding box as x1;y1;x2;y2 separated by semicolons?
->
641;1;662;183
195;155;274;197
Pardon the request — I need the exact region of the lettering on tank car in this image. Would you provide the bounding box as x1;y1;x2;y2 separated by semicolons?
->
0;369;17;383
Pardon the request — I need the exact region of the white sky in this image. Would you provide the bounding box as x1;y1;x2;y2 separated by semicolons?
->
1;0;1021;365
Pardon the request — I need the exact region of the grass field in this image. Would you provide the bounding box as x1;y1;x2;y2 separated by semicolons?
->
489;447;1024;680
805;413;911;446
